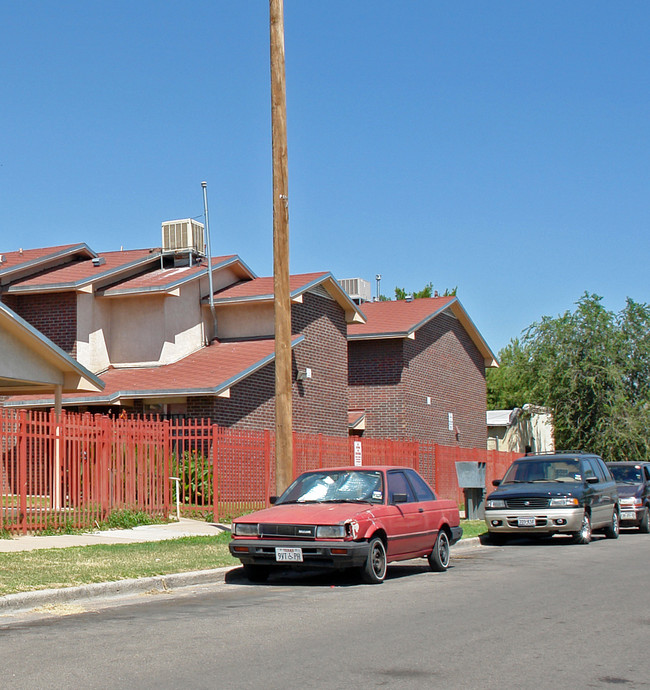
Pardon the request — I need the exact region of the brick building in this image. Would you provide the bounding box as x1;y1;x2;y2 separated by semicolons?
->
0;230;497;445
348;297;497;448
0;232;363;437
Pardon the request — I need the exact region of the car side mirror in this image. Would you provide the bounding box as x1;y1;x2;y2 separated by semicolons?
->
586;476;599;484
392;492;408;504
269;496;278;505
492;479;502;487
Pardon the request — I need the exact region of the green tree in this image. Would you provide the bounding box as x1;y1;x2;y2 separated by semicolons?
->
392;283;457;300
487;293;650;461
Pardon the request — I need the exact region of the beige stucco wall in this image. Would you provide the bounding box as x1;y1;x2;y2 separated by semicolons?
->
76;291;112;373
75;266;246;370
107;284;204;366
214;303;274;340
0;328;64;386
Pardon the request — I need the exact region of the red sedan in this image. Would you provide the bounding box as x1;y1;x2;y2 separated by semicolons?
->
229;466;462;584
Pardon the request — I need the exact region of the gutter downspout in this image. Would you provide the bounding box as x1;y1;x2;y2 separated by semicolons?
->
202;181;218;343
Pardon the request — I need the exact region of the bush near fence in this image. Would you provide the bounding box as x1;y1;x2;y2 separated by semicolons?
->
0;408;520;533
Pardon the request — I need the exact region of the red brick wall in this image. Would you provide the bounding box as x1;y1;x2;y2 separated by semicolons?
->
349;312;487;447
348;339;405;438
1;292;77;357
188;292;349;436
402;313;487;448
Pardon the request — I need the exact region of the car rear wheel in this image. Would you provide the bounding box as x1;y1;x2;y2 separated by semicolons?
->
571;512;591;544
243;564;270;583
604;508;620;539
428;530;450;572
639;508;650;533
361;537;387;584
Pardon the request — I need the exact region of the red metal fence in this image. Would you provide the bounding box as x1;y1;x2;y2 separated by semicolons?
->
0;408;520;533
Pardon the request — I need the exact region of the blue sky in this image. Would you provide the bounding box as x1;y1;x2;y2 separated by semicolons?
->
2;1;648;354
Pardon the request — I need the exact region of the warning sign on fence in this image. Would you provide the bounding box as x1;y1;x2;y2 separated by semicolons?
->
354;440;362;466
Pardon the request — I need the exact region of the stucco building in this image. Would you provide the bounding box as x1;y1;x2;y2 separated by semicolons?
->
1;226;497;444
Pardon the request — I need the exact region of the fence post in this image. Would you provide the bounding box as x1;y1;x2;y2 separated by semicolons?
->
318;433;323;469
212;423;219;523
162;419;171;518
18;409;28;533
99;415;111;517
264;429;271;507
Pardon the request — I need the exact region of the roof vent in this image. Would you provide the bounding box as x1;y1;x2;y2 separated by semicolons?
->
338;277;371;304
92;257;106;267
162;219;205;255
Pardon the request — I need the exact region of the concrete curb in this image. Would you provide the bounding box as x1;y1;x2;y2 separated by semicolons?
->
0;538;484;614
0;566;236;615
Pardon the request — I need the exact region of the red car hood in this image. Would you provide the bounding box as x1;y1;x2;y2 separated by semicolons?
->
235;502;375;525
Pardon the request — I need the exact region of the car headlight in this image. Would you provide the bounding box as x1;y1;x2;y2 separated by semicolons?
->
549;497;579;507
620;497;642;506
316;525;346;538
486;499;505;509
232;523;259;536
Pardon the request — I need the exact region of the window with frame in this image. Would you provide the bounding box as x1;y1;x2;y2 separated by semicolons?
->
387;471;416;503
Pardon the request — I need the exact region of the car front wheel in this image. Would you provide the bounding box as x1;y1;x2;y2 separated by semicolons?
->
571;512;592;544
428;530;450;572
604;508;620;539
361;537;387;584
639;508;650;533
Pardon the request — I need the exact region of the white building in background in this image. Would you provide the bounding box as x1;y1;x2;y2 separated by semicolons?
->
487;404;555;454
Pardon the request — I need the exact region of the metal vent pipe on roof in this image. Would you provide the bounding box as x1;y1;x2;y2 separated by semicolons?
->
202;181;217;342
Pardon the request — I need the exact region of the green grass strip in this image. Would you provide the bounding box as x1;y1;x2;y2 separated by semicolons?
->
0;533;237;596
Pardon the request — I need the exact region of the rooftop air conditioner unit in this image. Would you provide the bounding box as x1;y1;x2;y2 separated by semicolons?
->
338;277;372;303
161;219;205;255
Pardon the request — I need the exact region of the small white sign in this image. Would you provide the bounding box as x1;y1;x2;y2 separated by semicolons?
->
354;440;362;466
448;412;454;431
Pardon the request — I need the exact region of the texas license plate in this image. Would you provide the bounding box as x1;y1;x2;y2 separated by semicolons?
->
275;547;303;562
620;511;636;520
517;517;536;527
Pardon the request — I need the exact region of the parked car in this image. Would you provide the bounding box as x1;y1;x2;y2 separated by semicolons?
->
229;466;462;584
607;462;650;533
485;452;620;544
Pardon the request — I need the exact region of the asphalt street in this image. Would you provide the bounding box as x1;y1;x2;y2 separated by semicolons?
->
1;531;649;689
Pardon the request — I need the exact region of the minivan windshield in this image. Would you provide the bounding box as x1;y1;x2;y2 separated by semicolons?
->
609;465;643;484
277;470;384;504
501;459;582;484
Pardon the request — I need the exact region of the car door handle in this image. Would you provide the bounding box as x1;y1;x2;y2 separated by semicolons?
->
418;508;424;513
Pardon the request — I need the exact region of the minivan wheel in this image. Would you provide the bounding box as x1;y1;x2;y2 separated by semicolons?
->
604;508;620;539
428;530;450;572
571;512;591;544
639;508;650;534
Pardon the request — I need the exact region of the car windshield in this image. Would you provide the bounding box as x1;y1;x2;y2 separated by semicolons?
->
277;470;384;504
501;459;582;484
609;465;642;484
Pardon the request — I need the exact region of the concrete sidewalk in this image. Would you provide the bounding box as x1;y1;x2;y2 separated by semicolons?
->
0;517;227;552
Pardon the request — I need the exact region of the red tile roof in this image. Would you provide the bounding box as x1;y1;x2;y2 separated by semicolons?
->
0;244;96;282
4;336;304;407
210;272;366;325
348;409;366;426
347;297;456;338
212;272;329;301
347;296;498;368
7;249;158;291
100;255;242;295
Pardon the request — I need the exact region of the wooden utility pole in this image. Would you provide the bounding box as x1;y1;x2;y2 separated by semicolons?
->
270;0;292;496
